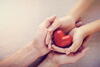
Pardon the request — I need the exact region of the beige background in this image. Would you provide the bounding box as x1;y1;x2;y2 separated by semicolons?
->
0;0;100;67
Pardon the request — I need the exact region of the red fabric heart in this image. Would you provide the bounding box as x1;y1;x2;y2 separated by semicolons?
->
53;29;72;48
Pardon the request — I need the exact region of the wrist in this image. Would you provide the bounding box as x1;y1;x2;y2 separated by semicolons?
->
65;15;77;22
31;40;43;57
79;20;100;35
32;38;49;56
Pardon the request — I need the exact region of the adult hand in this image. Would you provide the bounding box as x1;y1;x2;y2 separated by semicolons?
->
33;16;56;56
39;47;89;67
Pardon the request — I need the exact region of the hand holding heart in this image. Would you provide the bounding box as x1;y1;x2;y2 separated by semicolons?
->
47;27;90;55
46;17;90;54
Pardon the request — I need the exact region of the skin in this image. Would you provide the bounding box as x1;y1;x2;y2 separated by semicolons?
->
0;0;96;66
46;0;95;54
0;16;56;67
66;20;100;54
38;29;90;67
39;47;89;67
51;20;100;54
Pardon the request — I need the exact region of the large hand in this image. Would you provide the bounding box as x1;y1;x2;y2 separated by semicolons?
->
39;47;89;67
33;16;56;56
50;47;88;65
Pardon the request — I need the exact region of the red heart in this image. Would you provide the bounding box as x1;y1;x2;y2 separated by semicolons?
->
53;29;72;48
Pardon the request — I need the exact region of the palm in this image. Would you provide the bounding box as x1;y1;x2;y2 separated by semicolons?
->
48;48;88;65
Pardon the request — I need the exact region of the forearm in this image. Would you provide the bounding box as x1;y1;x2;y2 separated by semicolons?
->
0;41;41;67
67;0;95;20
38;58;59;67
80;20;100;35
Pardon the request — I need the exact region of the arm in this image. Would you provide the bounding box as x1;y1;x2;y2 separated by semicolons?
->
67;0;95;20
0;16;56;67
0;41;41;67
79;20;100;35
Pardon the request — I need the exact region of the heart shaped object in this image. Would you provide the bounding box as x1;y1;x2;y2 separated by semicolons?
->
53;29;73;48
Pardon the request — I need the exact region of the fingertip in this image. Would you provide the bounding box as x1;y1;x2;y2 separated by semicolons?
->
51;44;57;49
65;49;71;55
48;44;52;50
48;16;57;22
48;47;52;50
66;51;70;55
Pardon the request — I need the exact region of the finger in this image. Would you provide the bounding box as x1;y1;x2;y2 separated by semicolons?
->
66;33;84;55
68;39;83;54
46;17;59;45
46;31;52;45
48;40;52;50
52;45;66;53
41;16;56;28
48;18;61;32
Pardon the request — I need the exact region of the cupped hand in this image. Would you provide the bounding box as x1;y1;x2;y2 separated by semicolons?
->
46;47;89;66
51;27;91;54
33;16;56;56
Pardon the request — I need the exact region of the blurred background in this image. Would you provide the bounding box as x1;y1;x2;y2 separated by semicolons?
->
0;0;100;67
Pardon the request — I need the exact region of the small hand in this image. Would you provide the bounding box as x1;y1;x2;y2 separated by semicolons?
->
51;27;91;54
